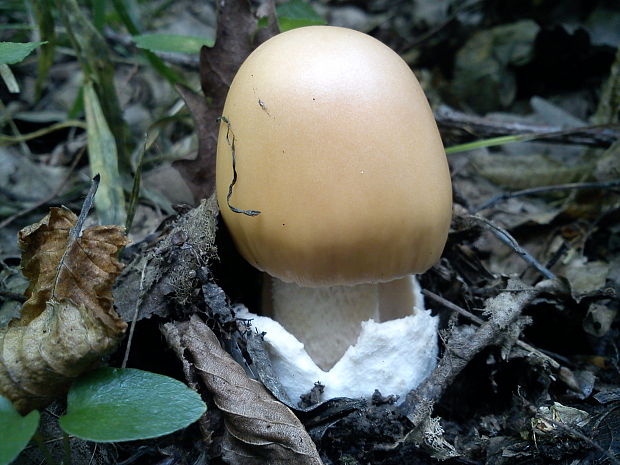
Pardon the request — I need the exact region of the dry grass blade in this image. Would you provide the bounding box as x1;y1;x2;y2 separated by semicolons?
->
164;316;324;465
84;81;126;226
0;207;128;414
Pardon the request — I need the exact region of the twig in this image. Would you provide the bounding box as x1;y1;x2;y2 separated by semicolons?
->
0;290;27;303
122;260;148;368
0;146;85;230
52;175;100;300
522;397;620;465
474;179;620;212
422;289;583;393
467;215;555;280
400;279;557;421
422;289;559;366
436;105;620;149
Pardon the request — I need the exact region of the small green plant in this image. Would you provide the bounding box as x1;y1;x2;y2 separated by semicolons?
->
133;33;215;54
0;367;207;465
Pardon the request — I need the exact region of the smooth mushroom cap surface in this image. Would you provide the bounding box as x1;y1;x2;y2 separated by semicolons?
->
216;26;452;287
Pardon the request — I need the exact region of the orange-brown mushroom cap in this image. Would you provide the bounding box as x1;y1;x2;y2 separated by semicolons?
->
216;26;452;287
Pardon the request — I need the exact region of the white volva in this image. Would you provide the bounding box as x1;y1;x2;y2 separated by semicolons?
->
238;275;438;402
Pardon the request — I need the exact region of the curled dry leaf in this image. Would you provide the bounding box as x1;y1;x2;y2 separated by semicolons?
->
163;316;324;465
0;207;128;414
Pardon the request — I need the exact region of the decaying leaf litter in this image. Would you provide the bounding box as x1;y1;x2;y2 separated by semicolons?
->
1;0;620;464
0;190;127;414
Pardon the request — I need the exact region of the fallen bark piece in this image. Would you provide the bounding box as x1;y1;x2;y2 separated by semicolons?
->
163;316;324;465
0;207;128;414
113;197;218;322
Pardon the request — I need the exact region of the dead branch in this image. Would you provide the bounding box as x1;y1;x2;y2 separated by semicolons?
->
463;214;555;279
422;289;582;392
399;278;560;422
436;105;620;148
474;178;620;212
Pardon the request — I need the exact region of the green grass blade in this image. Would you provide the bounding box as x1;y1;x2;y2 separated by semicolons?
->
58;0;131;172
111;0;185;85
91;0;107;32
32;0;56;99
134;33;214;54
445;134;540;154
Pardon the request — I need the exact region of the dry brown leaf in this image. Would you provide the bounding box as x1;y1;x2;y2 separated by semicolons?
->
163;316;324;465
173;0;278;200
0;207;128;413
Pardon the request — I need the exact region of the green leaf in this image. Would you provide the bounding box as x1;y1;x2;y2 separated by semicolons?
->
134;33;214;54
0;396;40;465
59;368;207;442
0;41;47;64
110;0;186;85
91;0;107;32
276;0;326;32
83;80;126;226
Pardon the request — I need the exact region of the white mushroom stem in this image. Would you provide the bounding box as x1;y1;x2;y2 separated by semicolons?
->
264;275;423;370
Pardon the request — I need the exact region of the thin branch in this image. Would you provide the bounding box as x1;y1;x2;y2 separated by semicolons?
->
122;260;148;368
423;289;582;393
467;215;555;280
52;175;100;300
474;179;620;212
436;105;620;149
400;279;558;421
522;397;620;465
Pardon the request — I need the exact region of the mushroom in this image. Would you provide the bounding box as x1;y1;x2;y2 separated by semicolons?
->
216;26;452;401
